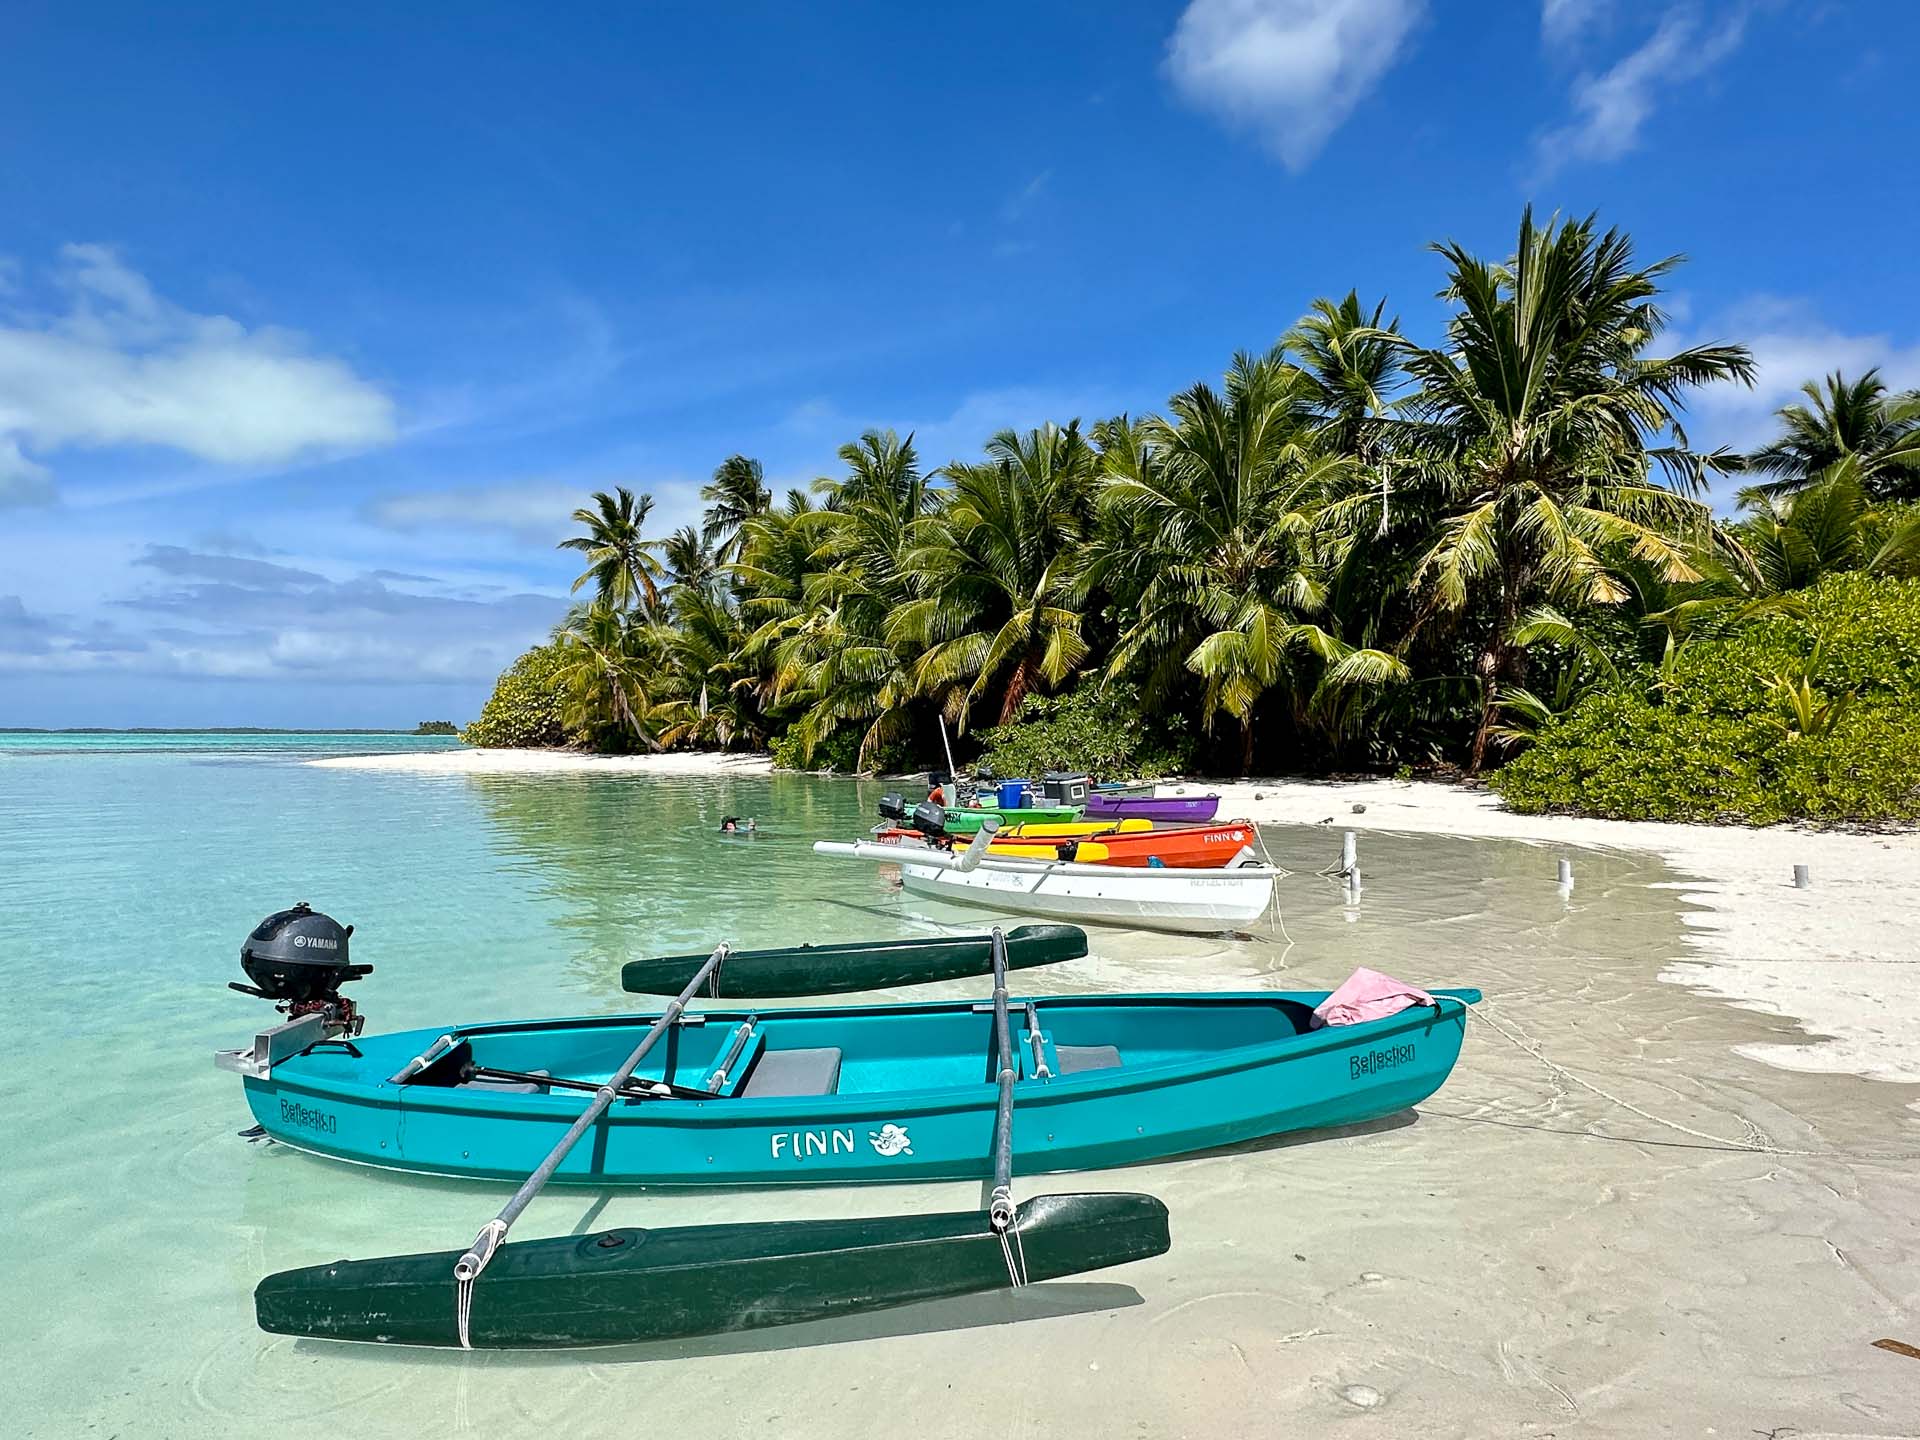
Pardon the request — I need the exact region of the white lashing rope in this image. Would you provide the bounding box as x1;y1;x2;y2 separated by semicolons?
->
455;1218;507;1349
997;1213;1029;1289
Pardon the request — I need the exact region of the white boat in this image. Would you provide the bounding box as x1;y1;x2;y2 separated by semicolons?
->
813;826;1278;935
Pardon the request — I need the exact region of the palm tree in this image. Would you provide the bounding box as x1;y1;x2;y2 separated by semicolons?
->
899;422;1098;727
1391;207;1755;771
1741;370;1920;503
1724;458;1920;591
700;455;772;561
1095;350;1405;773
823;429;932;517
551;601;659;748
1285;291;1406;462
651;586;762;750
659;525;723;599
738;431;930;768
557;487;665;614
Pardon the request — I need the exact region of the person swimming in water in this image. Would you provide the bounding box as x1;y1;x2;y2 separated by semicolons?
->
720;816;740;833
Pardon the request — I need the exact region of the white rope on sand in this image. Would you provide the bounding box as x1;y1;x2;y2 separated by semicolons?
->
1473;997;1784;1153
1467;996;1920;1164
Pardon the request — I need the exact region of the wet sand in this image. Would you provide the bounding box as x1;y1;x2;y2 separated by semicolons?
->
1202;776;1920;1091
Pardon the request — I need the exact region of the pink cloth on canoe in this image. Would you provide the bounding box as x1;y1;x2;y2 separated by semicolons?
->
1310;967;1436;1029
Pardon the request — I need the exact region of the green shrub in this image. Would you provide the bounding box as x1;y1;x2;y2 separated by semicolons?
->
1494;574;1920;824
767;725;907;774
1492;694;1789;822
976;682;1197;780
461;645;570;748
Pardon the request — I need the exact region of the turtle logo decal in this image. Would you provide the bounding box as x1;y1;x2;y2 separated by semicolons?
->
868;1123;913;1157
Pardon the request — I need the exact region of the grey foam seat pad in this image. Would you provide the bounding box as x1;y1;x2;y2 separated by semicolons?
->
741;1046;844;1098
1055;1044;1122;1074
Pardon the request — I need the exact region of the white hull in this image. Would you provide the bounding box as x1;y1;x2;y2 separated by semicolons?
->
814;833;1278;934
894;853;1276;934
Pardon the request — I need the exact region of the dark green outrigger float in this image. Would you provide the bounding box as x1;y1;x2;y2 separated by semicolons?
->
253;928;1172;1349
620;922;1086;997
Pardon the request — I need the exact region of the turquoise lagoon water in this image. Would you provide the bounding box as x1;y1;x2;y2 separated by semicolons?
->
9;736;1887;1437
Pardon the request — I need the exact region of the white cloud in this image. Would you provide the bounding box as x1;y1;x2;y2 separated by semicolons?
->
1540;0;1610;49
0;436;55;507
1534;5;1749;174
365;476;704;545
0;245;396;502
1165;0;1427;171
1682;299;1920;453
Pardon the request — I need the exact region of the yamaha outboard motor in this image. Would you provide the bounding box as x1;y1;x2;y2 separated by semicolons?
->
230;902;370;1036
910;801;950;839
877;793;908;825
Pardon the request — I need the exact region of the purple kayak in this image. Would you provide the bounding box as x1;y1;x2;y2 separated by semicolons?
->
1085;793;1221;823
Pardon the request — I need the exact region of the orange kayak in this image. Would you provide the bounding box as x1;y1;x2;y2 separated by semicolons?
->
875;820;1262;869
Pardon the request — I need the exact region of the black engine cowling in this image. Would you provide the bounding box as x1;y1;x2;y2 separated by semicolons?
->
237;902;370;1004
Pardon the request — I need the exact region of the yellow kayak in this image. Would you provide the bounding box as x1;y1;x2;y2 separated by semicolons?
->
992;840;1115;861
994;817;1152;839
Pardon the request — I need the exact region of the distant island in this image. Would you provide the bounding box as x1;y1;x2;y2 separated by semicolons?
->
412;720;458;735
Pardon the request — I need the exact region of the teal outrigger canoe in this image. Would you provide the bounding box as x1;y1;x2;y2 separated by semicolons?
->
218;910;1474;1349
226;986;1476;1187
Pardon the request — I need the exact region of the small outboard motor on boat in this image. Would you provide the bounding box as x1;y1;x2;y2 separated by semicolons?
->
877;793;908;825
910;801;950;839
229;902;370;1036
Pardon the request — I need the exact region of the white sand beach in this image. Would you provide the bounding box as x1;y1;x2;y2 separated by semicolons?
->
1192;777;1920;1089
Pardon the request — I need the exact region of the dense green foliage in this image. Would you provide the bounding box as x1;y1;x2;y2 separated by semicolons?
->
412;720;458;735
459;207;1920;823
1493;574;1920;823
461;646;569;748
977;683;1196;780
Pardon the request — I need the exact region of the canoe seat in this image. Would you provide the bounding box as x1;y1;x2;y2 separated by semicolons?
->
1055;1044;1121;1075
461;1068;551;1094
740;1047;843;1098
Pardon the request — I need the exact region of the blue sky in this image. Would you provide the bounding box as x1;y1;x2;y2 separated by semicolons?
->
3;0;1916;727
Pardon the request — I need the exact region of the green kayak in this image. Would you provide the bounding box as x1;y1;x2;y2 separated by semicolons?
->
941;804;1079;834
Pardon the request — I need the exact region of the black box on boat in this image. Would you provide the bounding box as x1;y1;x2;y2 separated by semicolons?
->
1041;772;1089;805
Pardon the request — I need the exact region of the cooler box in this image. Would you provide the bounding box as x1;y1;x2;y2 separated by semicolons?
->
1041;772;1089;805
997;780;1032;808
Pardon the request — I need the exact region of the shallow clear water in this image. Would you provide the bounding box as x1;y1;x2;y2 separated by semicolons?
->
4;740;1914;1437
